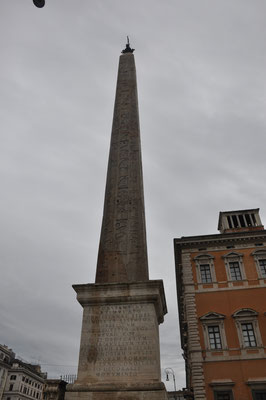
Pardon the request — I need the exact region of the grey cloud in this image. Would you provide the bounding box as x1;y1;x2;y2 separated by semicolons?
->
1;0;266;389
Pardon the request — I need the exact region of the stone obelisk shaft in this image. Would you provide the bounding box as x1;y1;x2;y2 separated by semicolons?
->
95;52;149;283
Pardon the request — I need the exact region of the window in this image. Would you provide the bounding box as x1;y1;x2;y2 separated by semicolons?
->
200;312;227;351
259;260;266;278
229;261;242;280
223;252;245;282
208;326;222;349
252;249;266;279
194;254;216;284
10;375;16;380
241;323;257;347
9;384;14;391
252;391;266;400
232;309;262;349
200;264;212;283
22;377;25;382
214;392;233;400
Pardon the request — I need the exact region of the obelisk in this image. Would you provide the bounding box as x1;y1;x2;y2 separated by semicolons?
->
66;40;168;400
95;39;149;285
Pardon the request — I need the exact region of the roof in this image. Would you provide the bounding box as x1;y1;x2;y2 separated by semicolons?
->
11;359;45;380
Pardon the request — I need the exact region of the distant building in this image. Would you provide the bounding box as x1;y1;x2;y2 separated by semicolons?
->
0;345;15;400
43;380;67;400
174;209;266;400
167;390;185;399
167;389;194;399
0;345;46;400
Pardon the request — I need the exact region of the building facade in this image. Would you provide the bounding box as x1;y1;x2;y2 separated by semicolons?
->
43;380;67;400
167;390;186;399
174;209;266;400
0;345;15;400
0;345;45;400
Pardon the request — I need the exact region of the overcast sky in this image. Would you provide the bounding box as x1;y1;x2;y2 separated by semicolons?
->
1;0;266;391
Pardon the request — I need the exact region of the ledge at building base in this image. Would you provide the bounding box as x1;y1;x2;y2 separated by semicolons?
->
65;390;168;400
65;280;168;400
66;383;168;400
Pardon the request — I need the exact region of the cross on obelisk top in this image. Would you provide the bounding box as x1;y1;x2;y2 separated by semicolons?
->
121;36;135;53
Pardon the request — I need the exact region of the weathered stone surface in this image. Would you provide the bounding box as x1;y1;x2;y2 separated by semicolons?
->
95;52;149;284
65;281;167;399
65;389;168;400
71;281;166;387
66;49;168;400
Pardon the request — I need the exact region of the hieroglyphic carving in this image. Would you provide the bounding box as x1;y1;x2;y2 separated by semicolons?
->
96;53;149;283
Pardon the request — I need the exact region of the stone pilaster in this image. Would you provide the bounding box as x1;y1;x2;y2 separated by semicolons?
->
182;252;206;399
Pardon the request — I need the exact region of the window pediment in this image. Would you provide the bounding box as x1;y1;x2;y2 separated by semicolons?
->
246;378;266;386
194;253;214;261
200;312;226;321
252;249;266;256
232;308;258;318
210;379;235;387
222;251;243;259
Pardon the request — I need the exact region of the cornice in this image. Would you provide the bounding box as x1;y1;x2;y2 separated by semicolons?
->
0;360;10;369
8;368;44;382
73;280;167;324
9;362;44;382
174;230;266;249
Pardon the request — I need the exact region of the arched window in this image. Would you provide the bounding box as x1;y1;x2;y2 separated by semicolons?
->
232;309;262;348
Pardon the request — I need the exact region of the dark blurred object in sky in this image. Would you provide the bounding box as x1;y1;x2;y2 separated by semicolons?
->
33;0;45;8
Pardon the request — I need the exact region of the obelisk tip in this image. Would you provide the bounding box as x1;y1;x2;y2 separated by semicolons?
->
121;36;135;53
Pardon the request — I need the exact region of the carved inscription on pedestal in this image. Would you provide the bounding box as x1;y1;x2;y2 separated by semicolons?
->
79;303;160;382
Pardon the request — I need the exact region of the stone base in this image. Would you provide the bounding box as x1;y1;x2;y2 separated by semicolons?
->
65;384;168;400
66;281;168;400
65;391;168;400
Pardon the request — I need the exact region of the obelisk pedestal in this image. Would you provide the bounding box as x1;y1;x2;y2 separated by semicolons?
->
66;281;167;400
66;42;168;400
